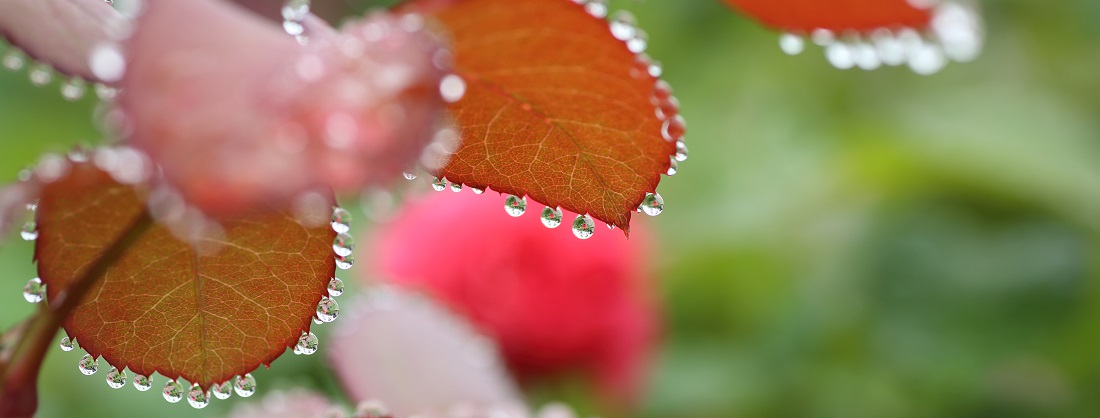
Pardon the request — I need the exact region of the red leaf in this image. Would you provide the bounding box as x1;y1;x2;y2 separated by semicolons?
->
723;0;932;33
33;160;337;387
0;0;129;82
406;0;679;233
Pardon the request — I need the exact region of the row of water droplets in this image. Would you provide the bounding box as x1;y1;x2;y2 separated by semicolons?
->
297;205;353;357
775;0;983;75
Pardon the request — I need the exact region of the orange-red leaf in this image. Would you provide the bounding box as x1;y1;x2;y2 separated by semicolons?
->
408;0;677;233
724;0;932;33
34;162;336;388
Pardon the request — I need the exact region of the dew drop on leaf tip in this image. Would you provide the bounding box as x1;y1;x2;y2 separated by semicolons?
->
541;206;563;229
134;374;153;391
572;214;595;240
78;354;99;375
23;277;45;303
188;383;210;409
639;192;664;216
60;336;75;351
212;381;233;400
335;254;354;270
328;277;345;297
234;373;257;397
163;380;184;403
504;195;528;217
20;221;38;241
333;233;355;257
432;177;448;192
106;367;127;389
331;207;352;234
296;331;320;355
317;296;340;322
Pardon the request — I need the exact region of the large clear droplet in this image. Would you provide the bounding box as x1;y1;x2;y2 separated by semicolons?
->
335;255;354;270
20;221;38;241
23;277;45;303
432;178;448;192
317;296;340;322
212;381;232;400
504;195;527;217
234;373;257;397
332;233;354;257
134;374;152;391
541;207;563;229
327;277;345;297
296;332;320;355
60;336;75;352
450;182;463;193
78;354;99;375
675;140;689;162
163;380;183;403
187;384;210;409
106;367;127;389
331;207;352;234
572;215;596;240
639;193;664;216
666;157;679;176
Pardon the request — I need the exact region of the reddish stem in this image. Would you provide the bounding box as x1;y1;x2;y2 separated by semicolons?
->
0;211;153;418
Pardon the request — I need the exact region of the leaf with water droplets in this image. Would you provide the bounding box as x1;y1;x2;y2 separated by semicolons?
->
33;162;336;388
0;0;130;82
405;0;678;233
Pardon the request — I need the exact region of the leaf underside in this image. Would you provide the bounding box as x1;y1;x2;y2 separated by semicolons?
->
34;163;336;387
0;0;129;82
412;0;676;233
723;0;932;32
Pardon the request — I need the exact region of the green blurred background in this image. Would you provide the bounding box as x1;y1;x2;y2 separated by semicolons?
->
3;0;1100;416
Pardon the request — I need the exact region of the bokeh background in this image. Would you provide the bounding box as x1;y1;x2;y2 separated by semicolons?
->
2;0;1100;417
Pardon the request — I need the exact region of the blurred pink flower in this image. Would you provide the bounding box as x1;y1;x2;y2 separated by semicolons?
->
367;191;659;404
119;0;450;216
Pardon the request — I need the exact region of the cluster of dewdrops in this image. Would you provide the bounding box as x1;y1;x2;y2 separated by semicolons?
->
408;0;683;241
775;0;983;75
18;150;350;409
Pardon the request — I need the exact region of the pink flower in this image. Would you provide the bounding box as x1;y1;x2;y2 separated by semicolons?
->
118;0;450;216
367;191;659;404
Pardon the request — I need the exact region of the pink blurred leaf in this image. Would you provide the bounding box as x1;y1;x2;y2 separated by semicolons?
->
119;0;450;216
0;0;129;81
328;286;526;417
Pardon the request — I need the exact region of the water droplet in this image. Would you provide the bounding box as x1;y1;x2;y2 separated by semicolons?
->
60;77;87;101
187;383;210;409
28;63;52;86
403;171;417;180
627;29;648;53
335;255;354;270
60;336;74;352
94;83;118;100
675;140;689;162
432;178;448;192
296;332;320;355
26;200;38;212
281;0;311;22
585;0;608;18
609;10;637;41
540;207;563;228
234;373;257;397
20;220;38;239
331;207;352;234
639;192;664;216
328;277;345;297
471;187;485;195
333;233;355;257
779;32;805;55
647;59;663;78
439;74;466;103
853;41;882;70
811;28;834;46
134;374;152;391
78;354;98;375
449;181;463;193
89;43;126;83
317;296;340;322
314;317;323;325
607;223;616;230
212;381;232;400
825;42;856;70
666;157;679;176
661;115;686;142
106;367;127;389
163;380;183;403
572;215;596;240
2;49;25;71
655;95;680;121
23;277;45;303
504;195;527;217
909;42;947;75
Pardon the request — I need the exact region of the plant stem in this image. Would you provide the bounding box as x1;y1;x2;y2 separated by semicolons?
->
0;210;153;418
